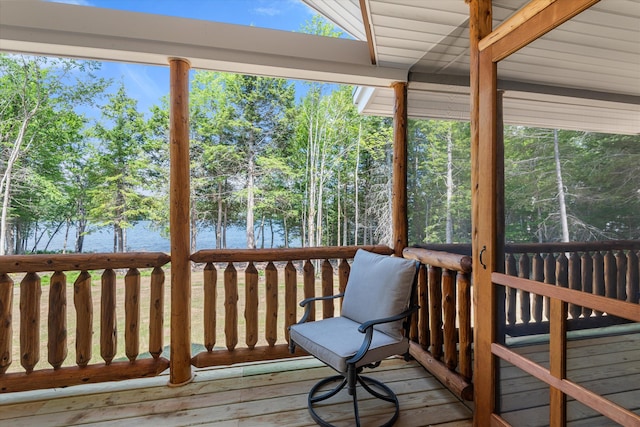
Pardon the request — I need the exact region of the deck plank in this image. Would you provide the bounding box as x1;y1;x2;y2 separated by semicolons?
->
0;357;472;427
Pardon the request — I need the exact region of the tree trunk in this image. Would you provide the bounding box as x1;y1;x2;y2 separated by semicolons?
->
445;124;454;243
354;122;361;245
246;151;256;249
553;129;570;242
216;181;223;249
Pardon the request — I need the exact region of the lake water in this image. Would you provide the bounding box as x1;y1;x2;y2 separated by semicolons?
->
31;221;300;253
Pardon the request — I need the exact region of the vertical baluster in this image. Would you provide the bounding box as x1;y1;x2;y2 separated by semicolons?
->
203;263;216;352
418;264;429;349
284;261;297;343
592;251;605;316
321;260;334;319
48;271;67;369
532;253;544;322
627;251;639;304
245;262;259;349
458;271;472;381
556;253;568;290
604;251;616;300
101;269;117;365
505;254;517;325
519;254;531;325
442;269;457;370
615;250;627;301
581;252;593;318
224;263;238;351
265;262;278;347
149;267;164;359
544;253;556;321
0;273;14;373
428;265;443;360
74;271;92;367
303;260;315;322
338;259;350;312
20;272;41;373
568;252;582;319
125;268;140;361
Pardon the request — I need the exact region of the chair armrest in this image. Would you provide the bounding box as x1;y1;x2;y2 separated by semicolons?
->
358;305;418;333
296;293;345;324
347;305;418;365
299;293;345;308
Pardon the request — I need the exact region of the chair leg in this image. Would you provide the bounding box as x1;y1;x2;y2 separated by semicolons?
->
307;372;400;427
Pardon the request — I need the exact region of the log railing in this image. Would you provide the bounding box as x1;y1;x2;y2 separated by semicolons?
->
0;253;170;393
419;241;640;336
402;247;474;401
189;245;394;368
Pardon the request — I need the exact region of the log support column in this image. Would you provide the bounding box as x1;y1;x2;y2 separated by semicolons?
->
392;81;408;256
469;1;495;425
169;57;193;386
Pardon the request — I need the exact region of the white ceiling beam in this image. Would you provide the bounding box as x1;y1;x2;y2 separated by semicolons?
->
0;1;407;87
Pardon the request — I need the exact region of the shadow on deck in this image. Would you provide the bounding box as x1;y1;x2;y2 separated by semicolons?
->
0;357;473;427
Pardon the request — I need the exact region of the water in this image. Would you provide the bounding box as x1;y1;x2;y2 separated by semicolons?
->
28;221;300;253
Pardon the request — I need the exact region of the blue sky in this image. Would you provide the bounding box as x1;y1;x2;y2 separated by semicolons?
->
51;0;322;116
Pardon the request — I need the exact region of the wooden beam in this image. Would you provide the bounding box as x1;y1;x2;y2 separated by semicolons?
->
469;1;494;425
169;57;193;386
479;0;601;62
549;298;567;426
359;0;376;65
392;81;408;256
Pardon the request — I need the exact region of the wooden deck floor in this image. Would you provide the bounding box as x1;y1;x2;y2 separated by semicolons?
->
0;357;472;427
499;329;640;426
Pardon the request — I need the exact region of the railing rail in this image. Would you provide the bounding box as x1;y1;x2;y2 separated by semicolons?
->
0;252;170;393
419;241;640;336
189;245;393;368
402;247;474;401
492;273;640;426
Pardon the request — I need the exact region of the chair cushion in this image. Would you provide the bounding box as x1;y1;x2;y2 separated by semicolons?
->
289;316;408;373
341;249;417;340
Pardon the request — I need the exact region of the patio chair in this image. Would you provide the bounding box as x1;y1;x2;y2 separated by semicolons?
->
289;249;419;427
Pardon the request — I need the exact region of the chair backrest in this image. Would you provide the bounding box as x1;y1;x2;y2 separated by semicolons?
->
341;249;418;340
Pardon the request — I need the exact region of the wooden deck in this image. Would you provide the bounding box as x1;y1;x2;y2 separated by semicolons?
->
0;357;472;427
499;328;640;426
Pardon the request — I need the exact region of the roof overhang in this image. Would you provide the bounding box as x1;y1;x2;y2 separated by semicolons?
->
305;0;640;135
0;1;407;87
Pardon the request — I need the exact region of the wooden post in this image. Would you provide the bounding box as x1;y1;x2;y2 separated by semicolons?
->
169;57;192;386
0;273;14;374
392;81;408;256
470;0;494;425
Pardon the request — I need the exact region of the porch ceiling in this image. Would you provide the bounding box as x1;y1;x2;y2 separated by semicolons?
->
305;0;640;135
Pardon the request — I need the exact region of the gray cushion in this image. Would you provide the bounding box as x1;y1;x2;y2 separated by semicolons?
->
341;249;417;340
289;316;409;373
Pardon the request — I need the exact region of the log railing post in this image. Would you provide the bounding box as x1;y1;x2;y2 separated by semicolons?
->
0;273;13;374
169;57;192;385
391;81;408;256
74;271;92;367
48;271;67;369
20;272;41;373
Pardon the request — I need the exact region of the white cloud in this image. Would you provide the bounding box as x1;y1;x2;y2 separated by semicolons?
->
46;0;94;6
253;7;281;17
118;64;164;104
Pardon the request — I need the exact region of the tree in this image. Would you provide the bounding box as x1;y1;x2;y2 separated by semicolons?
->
0;54;107;254
224;74;294;249
90;83;156;252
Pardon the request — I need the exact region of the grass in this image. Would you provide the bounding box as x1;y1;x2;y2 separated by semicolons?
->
6;264;339;374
